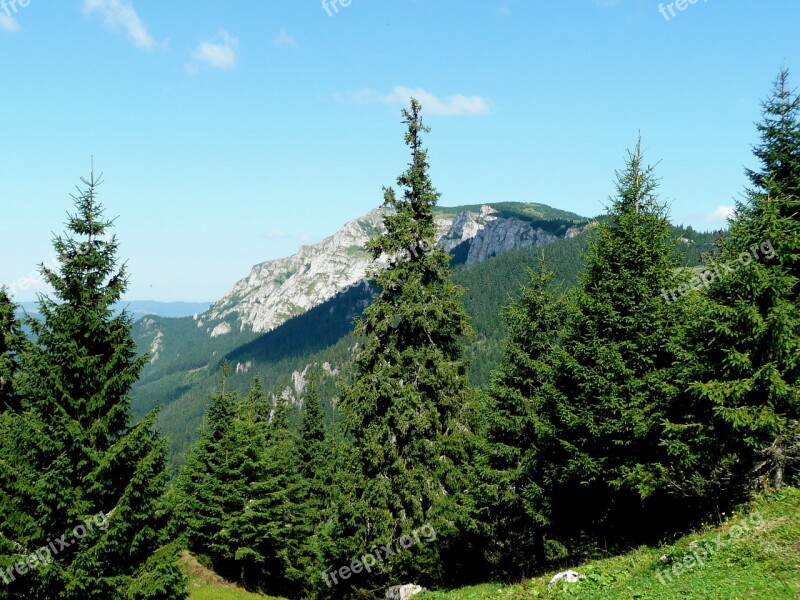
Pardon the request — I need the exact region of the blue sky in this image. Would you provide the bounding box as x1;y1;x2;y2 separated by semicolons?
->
1;0;798;302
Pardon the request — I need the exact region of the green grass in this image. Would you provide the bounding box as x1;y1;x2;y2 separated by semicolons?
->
421;487;800;599
181;552;285;600
188;584;279;600
180;488;800;599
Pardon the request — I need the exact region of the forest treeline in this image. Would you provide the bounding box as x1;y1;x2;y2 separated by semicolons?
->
1;70;798;599
140;218;714;468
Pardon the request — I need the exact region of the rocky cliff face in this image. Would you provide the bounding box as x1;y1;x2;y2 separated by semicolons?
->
199;204;580;336
465;217;559;265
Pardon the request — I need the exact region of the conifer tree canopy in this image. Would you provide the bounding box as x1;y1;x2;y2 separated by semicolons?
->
335;98;478;592
0;172;186;599
674;69;800;497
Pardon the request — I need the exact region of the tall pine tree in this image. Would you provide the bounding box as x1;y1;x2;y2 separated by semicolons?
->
335;98;477;593
0;287;38;599
174;364;243;580
3;172;186;599
538;139;687;554
245;392;304;596
294;368;335;595
671;69;800;499
477;259;565;577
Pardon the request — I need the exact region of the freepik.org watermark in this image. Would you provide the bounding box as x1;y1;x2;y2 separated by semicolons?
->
658;0;708;22
661;240;775;304
322;522;436;588
1;0;31;20
322;0;353;17
1;512;109;586
655;509;766;585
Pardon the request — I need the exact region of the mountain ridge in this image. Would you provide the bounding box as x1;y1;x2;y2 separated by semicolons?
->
199;202;588;336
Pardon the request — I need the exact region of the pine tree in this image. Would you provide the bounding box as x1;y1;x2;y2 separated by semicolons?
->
0;289;39;598
671;69;800;498
245;393;304;595
174;363;242;580
539;139;687;553
227;378;277;588
300;370;327;486
477;259;564;577
335;98;478;592
745;67;800;199
0;287;23;410
177;372;307;596
293;369;334;594
4;172;186;599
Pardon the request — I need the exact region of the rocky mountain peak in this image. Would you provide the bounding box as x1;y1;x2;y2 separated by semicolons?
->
199;203;582;336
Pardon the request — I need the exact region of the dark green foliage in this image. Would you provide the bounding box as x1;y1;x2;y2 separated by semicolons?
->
174;365;241;576
245;392;304;595
176;373;307;596
535;140;688;555
293;369;336;593
0;173;186;599
670;69;800;500
0;288;23;410
335;99;479;592
476;259;565;577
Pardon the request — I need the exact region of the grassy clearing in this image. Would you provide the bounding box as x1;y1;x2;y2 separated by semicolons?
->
181;551;285;600
421;487;800;599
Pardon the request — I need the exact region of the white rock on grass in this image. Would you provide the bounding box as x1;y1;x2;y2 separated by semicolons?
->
548;569;586;587
385;583;424;600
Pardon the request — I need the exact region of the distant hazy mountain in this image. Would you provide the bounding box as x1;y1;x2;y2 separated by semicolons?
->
18;300;211;321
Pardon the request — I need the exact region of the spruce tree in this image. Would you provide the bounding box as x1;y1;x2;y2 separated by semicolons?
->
0;288;39;599
335;98;477;592
477;259;564;577
177;373;307;595
227;378;278;588
745;67;800;199
294;369;334;594
539;140;687;553
0;288;23;410
4;172;186;599
671;69;800;497
174;364;242;580
0;410;40;600
245;393;304;595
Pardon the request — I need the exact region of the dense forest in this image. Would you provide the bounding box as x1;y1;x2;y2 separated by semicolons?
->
1;69;798;599
134;218;715;468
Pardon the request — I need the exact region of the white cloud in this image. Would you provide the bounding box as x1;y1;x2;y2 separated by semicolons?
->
0;12;20;32
701;205;736;223
335;86;492;116
82;0;155;51
263;230;290;239
272;29;297;48
189;30;239;70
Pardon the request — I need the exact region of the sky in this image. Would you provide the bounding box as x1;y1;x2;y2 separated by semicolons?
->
1;0;799;302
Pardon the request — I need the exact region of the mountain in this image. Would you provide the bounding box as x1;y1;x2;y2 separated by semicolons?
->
129;202;715;466
198;202;587;337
